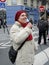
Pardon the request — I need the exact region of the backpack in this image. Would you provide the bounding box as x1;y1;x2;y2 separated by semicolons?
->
38;20;47;32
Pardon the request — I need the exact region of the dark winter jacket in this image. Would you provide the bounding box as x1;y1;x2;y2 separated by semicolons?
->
37;19;48;32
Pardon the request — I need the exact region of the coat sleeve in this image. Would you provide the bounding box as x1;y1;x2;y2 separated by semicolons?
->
10;24;32;45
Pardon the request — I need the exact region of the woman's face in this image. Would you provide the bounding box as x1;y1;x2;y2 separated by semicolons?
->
18;13;27;23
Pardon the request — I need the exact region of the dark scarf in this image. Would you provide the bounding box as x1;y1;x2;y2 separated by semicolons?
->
19;22;33;41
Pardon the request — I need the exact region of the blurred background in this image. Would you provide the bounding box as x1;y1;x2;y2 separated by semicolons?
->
0;0;49;25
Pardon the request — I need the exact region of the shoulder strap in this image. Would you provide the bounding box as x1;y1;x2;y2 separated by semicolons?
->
17;39;27;51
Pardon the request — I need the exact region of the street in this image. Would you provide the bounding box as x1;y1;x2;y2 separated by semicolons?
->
0;25;49;65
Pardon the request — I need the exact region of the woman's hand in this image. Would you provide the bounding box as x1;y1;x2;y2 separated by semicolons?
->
27;23;33;29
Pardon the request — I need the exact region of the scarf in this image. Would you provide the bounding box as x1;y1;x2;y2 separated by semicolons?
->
19;22;33;41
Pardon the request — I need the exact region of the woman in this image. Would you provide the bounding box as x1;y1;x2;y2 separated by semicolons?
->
10;10;36;65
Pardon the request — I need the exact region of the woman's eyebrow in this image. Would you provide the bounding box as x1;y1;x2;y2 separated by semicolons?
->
21;14;27;16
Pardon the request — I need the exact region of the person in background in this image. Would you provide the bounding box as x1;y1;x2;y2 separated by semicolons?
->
29;18;33;24
10;10;36;65
0;9;9;34
37;16;48;45
2;9;9;34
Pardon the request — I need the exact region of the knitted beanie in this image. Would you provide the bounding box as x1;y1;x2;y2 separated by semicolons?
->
15;10;26;21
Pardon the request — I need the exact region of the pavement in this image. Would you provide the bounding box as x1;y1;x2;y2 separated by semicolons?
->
32;25;49;65
0;25;49;65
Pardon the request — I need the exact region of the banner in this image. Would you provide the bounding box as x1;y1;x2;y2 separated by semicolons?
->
0;2;5;8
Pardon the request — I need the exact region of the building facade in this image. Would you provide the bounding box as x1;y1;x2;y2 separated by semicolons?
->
6;0;49;8
6;0;38;8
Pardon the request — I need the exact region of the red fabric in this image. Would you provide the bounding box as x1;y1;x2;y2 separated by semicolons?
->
19;22;33;41
15;10;26;21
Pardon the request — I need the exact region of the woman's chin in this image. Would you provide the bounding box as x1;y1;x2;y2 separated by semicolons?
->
22;21;26;23
24;22;27;23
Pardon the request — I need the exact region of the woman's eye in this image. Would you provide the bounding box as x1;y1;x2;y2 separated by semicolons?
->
22;15;24;16
22;15;27;16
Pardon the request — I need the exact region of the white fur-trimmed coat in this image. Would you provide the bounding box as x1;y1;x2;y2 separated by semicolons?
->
10;22;36;65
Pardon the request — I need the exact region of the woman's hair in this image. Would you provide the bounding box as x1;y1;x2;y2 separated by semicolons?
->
15;10;26;21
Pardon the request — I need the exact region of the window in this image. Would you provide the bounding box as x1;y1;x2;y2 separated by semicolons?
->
31;0;33;7
31;0;33;3
24;0;27;3
24;0;27;6
31;4;33;7
11;0;17;6
42;0;46;5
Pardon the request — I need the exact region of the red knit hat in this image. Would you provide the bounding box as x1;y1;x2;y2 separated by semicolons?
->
15;10;26;21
